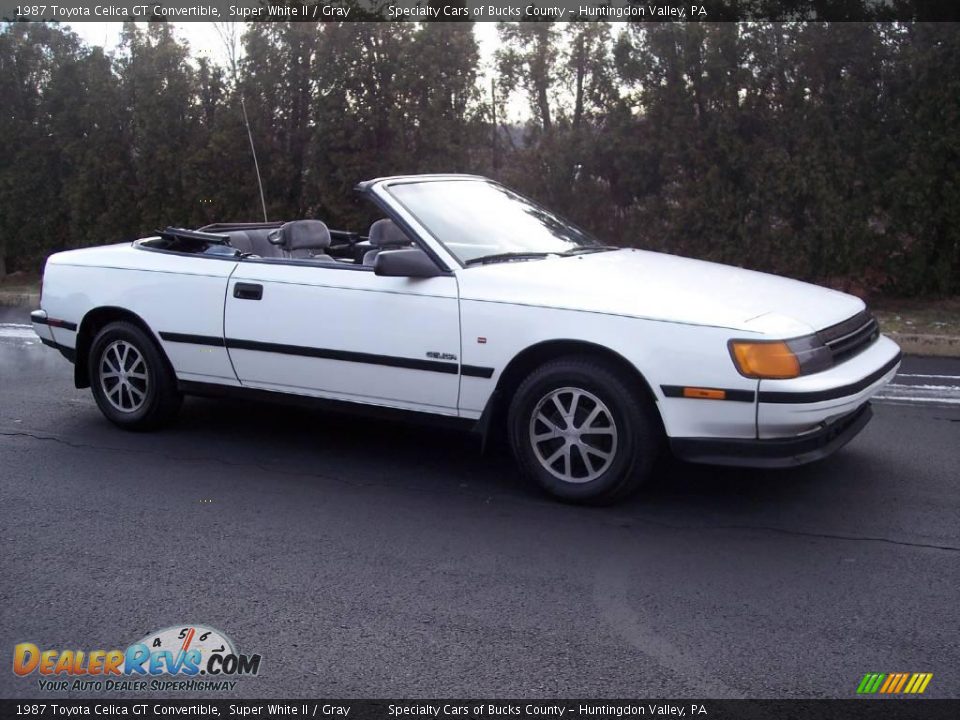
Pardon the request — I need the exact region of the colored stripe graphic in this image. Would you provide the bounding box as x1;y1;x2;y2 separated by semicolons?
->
905;673;934;694
857;673;886;694
894;673;910;693
856;672;932;694
882;673;903;693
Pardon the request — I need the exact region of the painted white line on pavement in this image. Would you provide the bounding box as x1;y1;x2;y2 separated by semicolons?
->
884;384;960;391
0;324;37;339
874;397;960;406
898;373;960;380
874;382;960;407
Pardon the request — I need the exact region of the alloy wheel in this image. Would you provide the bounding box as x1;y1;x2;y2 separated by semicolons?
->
99;340;149;413
528;386;618;483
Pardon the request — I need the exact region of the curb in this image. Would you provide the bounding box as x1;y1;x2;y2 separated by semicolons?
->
0;291;40;308
886;332;960;358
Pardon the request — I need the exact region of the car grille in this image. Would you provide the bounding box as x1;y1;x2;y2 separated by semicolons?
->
817;310;880;365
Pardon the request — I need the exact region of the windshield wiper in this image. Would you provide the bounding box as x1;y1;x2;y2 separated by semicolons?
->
465;246;619;265
465;252;553;266
558;245;620;256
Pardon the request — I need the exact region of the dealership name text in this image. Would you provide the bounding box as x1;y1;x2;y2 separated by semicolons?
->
387;706;706;718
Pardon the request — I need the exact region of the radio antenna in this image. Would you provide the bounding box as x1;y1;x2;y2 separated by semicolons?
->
241;95;269;223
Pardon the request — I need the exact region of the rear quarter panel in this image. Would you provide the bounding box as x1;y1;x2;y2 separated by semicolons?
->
42;244;239;383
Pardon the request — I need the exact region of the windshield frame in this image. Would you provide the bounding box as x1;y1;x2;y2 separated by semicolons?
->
379;177;604;268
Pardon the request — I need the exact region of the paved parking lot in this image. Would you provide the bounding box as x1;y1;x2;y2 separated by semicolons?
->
2;308;958;699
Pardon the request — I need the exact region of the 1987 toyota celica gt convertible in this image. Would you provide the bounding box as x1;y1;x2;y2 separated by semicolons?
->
33;175;901;503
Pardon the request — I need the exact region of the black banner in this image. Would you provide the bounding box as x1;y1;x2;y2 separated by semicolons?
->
1;700;959;720
3;0;960;23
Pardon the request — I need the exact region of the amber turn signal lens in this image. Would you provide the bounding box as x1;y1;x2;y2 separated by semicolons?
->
730;341;801;379
682;387;727;400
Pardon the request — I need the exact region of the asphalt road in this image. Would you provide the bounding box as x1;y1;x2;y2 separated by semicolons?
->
1;307;958;700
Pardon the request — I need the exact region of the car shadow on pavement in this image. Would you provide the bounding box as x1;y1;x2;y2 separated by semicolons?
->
164;394;884;525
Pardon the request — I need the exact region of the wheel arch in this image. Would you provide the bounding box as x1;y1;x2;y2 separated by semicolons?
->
74;306;173;389
475;339;664;448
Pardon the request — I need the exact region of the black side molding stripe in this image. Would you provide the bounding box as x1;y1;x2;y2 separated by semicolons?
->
661;385;756;402
159;331;495;378
33;316;77;331
461;365;495;379
758;352;902;404
225;337;460;374
159;332;225;347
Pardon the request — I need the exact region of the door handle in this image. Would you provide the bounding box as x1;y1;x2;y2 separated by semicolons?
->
233;282;263;301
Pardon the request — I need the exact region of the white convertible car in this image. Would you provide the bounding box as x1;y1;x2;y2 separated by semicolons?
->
32;175;901;503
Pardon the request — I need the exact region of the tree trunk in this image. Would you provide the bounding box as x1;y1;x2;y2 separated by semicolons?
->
573;33;585;132
491;78;500;171
537;83;552;134
535;28;553;134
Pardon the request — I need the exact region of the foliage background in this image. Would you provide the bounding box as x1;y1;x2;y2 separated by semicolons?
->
1;20;958;297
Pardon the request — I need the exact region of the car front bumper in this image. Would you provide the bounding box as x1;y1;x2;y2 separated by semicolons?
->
669;401;873;468
668;334;901;468
755;334;900;439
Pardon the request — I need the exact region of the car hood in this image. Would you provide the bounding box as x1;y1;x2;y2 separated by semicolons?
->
456;248;865;336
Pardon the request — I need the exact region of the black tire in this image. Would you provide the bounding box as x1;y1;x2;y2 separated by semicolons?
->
88;321;182;431
508;357;661;504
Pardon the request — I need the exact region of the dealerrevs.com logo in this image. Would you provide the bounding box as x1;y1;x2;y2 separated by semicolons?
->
13;625;262;692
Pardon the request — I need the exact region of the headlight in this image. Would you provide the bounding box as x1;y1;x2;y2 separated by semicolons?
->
729;336;832;379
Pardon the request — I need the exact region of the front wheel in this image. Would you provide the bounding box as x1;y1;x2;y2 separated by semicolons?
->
508;357;660;504
89;321;182;431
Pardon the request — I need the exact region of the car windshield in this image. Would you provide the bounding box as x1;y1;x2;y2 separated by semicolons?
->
386;179;604;265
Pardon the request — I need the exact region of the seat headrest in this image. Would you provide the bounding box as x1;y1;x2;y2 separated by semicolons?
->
227;230;253;254
369;219;410;248
275;220;331;251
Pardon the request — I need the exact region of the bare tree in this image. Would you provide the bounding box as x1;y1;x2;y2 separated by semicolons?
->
213;22;240;84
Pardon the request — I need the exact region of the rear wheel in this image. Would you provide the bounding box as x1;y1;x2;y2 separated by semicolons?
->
89;321;181;430
508;357;660;504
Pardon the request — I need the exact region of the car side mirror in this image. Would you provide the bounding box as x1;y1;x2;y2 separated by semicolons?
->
374;248;443;278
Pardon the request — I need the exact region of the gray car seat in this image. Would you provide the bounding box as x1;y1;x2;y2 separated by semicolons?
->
271;220;334;261
363;219;412;266
247;228;284;257
227;230;254;254
226;228;284;258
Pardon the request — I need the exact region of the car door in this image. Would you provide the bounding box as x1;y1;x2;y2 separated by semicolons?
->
223;258;462;414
